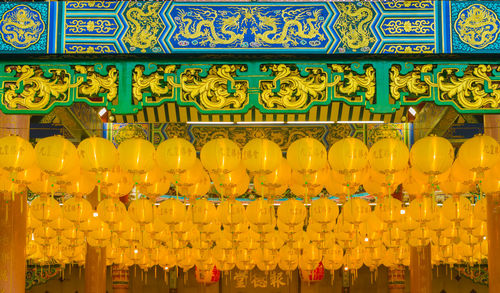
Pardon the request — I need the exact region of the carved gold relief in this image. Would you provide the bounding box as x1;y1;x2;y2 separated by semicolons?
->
133;65;177;104
330;64;375;102
3;65;83;111
180;64;248;110
334;2;375;52
123;2;164;53
390;64;434;101
74;65;118;103
260;64;328;110
437;65;500;109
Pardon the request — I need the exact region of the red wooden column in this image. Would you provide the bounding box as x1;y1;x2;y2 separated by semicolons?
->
484;115;500;293
0;113;29;293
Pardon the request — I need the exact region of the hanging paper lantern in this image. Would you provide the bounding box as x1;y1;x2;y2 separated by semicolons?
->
277;199;306;227
310;197;339;225
407;197;436;225
449;161;479;185
328;137;368;174
442;196;472;223
343;198;371;226
180;170;211;200
217;199;246;226
278;245;299;271
300;261;325;283
287;138;327;173
63;197;92;227
440;180;472;196
156;138;196;175
246;198;274;227
128;198;154;226
473;198;487;222
458;134;500;173
375;196;403;226
256;157;291;187
242;138;282;175
410;136;454;175
66;171;96;197
200;138;241;175
118;138;155;175
77;137;118;173
97;198;127;227
0;135;35;172
158;199;186;226
103;170;134;198
191;198;217;228
35;136;79;176
30;196;62;223
215;170;249;199
368;138;409;174
13;165;41;186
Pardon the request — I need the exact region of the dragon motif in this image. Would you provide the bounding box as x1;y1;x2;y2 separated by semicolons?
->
0;5;45;49
123;2;164;53
174;8;244;47
254;8;325;47
180;65;248;110
3;65;83;111
334;2;376;52
455;4;500;50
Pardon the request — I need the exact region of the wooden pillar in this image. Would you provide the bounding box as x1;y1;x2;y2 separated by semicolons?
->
85;189;106;293
410;245;432;293
484;115;500;293
0;113;29;293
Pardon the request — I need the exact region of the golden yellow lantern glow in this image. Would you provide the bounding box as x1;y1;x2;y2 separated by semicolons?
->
158;199;186;226
217;199;246;226
375;196;403;226
440;180;472;196
67;171;96;197
200;138;241;174
0;135;35;172
191;198;217;227
118;138;155;174
287;138;327;173
77;137;118;173
246;198;274;227
342;198;371;226
30;196;62;223
62;197;92;226
310;197;339;225
442;196;472;223
458;134;500;173
214;170;249;199
449;161;479;185
277;199;306;227
407;197;436;224
97;198;127;226
328;137;368;174
368;138;409;174
242;138;282;175
35;136;79;176
410;136;454;175
128;198;154;226
156;137;196;174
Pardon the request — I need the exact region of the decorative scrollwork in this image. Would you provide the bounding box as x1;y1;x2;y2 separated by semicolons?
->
390;64;434;101
380;0;434;10
260;64;328;110
180;64;248;110
330;64;375;102
437;65;500;109
381;19;434;35
133;65;177;104
381;44;434;54
64;45;117;54
3;65;83;111
74;65;118;103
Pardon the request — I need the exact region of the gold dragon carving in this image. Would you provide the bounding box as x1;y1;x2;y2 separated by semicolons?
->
334;2;376;51
260;64;328;110
74;65;118;102
330;64;375;102
254;8;325;46
174;8;244;46
180;65;248;110
133;65;177;104
3;65;83;111
391;64;500;110
123;2;164;53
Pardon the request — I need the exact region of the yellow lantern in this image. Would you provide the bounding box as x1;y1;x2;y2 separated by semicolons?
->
97;198;127;227
375;196;403;226
35;136;78;176
442;196;472;223
254;180;288;198
176;158;204;187
278;245;299;271
217;199;246;226
242;138;282;175
328;137;368;174
30;196;62;223
449;161;479;185
48;216;74;235
79;216;101;235
14;166;41;187
440;180;471;196
299;243;322;271
403;178;430;199
103;170;134;198
287;138;327;173
0;135;35;172
118;138;155;175
310;197;338;225
481;177;500;194
180;170;211;200
473;198;487;222
362;179;395;198
458;134;500;173
343;198;371;226
77;137;117;173
158;199;186;226
290;182;323;199
215;171;249;199
213;165;247;195
408;197;436;224
410;136;454;175
156;137;196;174
256;157;291;187
368;138;409;174
66;171;96;197
128;198;154;226
277;199;306;227
62;197;92;226
191;198;217;227
246;198;274;227
200;138;241;175
325;181;356;201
